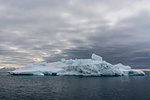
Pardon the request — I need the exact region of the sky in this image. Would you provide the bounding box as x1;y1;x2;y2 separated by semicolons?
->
0;0;150;68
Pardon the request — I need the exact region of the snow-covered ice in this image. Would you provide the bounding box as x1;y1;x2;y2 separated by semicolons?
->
10;54;145;76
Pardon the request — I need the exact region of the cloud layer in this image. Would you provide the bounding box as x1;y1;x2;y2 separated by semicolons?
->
0;0;150;68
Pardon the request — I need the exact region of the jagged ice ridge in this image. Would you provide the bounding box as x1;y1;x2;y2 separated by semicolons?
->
10;54;145;76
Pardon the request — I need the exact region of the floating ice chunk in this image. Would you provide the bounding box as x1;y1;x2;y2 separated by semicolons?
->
66;59;74;64
61;58;66;63
39;62;47;66
10;54;145;76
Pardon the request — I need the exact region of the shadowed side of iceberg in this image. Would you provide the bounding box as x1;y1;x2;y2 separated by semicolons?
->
10;54;145;76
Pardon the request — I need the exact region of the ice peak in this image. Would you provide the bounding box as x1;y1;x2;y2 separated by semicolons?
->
91;53;103;61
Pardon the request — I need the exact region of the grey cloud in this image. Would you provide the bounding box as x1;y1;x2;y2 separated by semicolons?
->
0;0;150;68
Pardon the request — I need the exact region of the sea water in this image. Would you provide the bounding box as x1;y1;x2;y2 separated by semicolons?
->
0;71;150;100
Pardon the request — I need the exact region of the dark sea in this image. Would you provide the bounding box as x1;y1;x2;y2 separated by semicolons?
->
0;71;150;100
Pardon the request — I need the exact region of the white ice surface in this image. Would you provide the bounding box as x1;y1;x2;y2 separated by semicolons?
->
10;54;145;76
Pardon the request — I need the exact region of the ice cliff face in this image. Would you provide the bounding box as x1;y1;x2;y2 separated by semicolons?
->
10;54;145;76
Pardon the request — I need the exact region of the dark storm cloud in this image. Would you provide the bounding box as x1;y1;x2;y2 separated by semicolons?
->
0;0;150;68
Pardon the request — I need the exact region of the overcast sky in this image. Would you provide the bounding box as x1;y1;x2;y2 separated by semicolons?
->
0;0;150;68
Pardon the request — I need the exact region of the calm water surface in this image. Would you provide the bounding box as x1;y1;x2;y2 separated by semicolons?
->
0;71;150;100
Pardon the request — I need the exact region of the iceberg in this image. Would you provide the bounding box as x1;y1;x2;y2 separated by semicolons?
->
10;54;145;76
